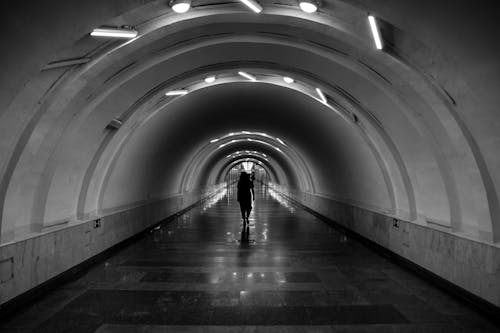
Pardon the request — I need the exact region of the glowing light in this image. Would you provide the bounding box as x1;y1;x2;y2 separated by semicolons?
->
166;90;188;96
283;76;294;84
171;0;191;13
368;15;383;50
238;71;257;82
209;131;285;147
90;28;138;38
226;151;269;162
242;161;254;172
218;139;285;155
239;0;263;13
299;0;317;13
316;88;327;104
205;76;216;83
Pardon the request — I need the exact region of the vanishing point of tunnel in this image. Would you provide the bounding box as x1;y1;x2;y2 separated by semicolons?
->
0;1;499;332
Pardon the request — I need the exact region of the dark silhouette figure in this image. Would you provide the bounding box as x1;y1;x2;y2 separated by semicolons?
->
237;172;254;224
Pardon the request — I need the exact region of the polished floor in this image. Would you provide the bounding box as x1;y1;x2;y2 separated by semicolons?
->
1;184;498;332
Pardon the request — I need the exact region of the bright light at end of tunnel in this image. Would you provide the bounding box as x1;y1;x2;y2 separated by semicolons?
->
205;76;216;83
316;88;327;104
299;0;317;13
90;28;138;38
239;0;263;13
166;90;188;96
283;77;294;84
368;15;383;50
242;161;254;172
171;0;191;13
238;71;257;82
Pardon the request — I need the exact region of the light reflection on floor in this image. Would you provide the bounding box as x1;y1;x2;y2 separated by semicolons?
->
202;186;228;211
268;187;295;213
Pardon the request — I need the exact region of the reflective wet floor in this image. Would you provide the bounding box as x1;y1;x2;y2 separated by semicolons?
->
1;184;498;332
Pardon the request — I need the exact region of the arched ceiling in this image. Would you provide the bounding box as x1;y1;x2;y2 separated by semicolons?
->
1;0;499;245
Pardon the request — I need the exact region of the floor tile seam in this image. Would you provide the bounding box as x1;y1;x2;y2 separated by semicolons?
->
59;305;410;326
94;323;469;330
85;284;326;291
115;268;317;273
116;265;300;269
122;250;348;254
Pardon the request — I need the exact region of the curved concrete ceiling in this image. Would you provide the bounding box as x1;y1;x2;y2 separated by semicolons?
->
1;0;499;245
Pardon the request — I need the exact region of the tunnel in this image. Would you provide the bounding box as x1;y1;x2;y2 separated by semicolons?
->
0;0;499;331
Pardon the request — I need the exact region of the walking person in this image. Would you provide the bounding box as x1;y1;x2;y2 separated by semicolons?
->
237;171;254;225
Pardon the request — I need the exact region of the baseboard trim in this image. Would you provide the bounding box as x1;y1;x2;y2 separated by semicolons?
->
285;195;500;323
0;197;206;319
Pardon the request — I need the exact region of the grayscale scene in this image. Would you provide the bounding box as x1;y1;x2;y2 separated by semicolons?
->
0;1;499;332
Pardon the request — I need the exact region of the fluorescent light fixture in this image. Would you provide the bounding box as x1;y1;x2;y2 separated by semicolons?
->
165;89;188;96
210;139;219;143
368;15;383;50
238;71;257;82
90;27;138;38
299;0;317;13
316;88;327;104
276;137;285;145
283;76;294;84
205;76;216;83
171;0;191;13
239;0;263;13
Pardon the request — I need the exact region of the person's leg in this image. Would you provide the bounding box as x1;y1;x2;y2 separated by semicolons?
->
239;204;246;220
244;206;250;223
246;205;252;220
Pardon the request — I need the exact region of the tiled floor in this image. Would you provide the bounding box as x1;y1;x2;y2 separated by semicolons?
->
1;184;498;332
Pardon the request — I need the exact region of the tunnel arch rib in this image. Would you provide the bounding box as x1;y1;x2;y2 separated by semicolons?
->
0;2;497;245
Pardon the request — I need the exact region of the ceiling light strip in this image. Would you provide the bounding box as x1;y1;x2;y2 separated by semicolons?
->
239;0;263;13
205;76;216;83
368;15;383;50
166;90;188;96
90;28;138;38
316;88;327;104
238;71;257;81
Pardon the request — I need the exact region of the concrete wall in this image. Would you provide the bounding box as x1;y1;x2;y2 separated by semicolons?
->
273;185;500;307
0;185;222;306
